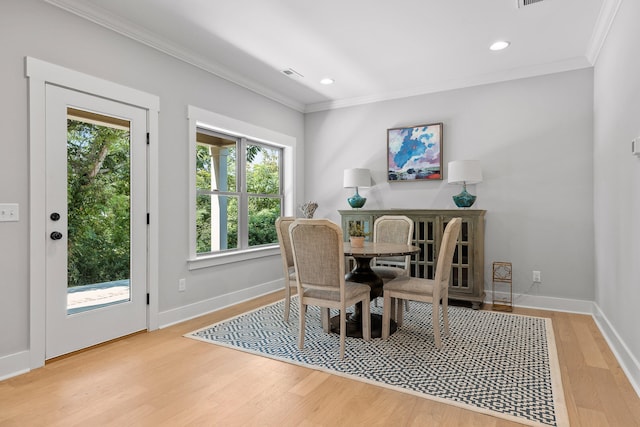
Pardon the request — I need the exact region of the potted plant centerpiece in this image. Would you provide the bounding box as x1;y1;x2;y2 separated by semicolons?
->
348;222;369;248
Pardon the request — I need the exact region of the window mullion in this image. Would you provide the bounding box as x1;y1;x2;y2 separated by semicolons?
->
238;138;249;249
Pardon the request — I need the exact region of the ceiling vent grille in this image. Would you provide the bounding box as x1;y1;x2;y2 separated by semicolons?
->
281;68;304;78
518;0;545;7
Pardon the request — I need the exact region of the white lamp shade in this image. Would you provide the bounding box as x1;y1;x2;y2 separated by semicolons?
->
448;160;483;184
343;168;370;188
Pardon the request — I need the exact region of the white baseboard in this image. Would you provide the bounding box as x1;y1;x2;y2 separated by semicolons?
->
486;289;595;314
0;350;30;381
157;278;284;328
592;304;640;398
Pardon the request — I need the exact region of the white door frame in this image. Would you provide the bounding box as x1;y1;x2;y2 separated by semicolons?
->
26;57;160;369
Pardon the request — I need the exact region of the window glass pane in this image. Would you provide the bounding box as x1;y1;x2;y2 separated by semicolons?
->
196;194;238;253
246;144;280;195
248;196;281;246
67;115;131;314
196;133;236;192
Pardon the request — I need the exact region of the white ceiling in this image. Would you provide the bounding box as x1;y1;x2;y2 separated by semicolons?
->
46;0;617;112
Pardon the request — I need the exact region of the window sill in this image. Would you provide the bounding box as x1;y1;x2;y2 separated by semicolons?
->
188;245;280;270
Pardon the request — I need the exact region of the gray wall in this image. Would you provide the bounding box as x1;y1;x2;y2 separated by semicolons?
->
593;0;640;382
0;0;304;360
305;69;595;302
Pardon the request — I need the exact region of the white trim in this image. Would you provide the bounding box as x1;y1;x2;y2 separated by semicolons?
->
147;110;160;330
0;351;30;381
188;246;280;271
44;0;305;113
187;105;296;262
486;289;595;315
157;279;283;328
25;57;160;369
593;304;640;398
305;57;593;113
585;0;623;64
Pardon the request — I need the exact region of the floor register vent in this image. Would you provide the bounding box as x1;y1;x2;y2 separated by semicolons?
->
518;0;545;8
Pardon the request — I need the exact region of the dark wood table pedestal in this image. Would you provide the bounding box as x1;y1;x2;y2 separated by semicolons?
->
329;242;419;338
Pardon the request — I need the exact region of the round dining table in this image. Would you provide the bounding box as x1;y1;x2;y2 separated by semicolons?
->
332;241;420;338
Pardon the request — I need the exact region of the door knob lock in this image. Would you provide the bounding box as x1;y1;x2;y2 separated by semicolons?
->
50;212;61;221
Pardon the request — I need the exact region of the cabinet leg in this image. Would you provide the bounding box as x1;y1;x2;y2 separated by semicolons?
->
471;302;481;310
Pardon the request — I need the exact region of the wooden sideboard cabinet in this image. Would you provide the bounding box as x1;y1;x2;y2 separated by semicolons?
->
339;209;486;309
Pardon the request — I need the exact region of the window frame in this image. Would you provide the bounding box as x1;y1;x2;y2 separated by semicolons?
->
187;106;296;270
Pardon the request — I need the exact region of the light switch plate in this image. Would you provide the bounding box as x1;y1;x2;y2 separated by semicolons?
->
0;204;19;222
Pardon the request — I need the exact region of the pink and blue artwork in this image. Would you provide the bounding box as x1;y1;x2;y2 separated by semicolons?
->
387;123;443;181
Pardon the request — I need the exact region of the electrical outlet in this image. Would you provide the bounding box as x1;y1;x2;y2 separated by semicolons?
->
0;203;19;222
178;278;186;292
532;270;541;283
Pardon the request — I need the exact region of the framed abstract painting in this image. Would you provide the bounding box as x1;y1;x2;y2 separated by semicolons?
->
387;122;443;181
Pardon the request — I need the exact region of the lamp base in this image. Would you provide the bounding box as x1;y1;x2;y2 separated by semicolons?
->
452;188;476;208
347;193;367;209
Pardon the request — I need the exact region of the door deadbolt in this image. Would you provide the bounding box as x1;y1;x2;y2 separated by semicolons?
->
50;212;61;221
50;231;63;240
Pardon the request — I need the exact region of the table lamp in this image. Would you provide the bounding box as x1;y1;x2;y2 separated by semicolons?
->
343;168;370;208
448;160;482;208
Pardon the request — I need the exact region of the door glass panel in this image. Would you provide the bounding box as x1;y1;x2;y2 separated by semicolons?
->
66;108;131;314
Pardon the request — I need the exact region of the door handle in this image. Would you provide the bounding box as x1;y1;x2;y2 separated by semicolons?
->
50;212;61;221
50;231;63;240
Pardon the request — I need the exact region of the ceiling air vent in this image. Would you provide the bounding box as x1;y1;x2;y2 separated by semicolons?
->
518;0;545;7
281;68;304;78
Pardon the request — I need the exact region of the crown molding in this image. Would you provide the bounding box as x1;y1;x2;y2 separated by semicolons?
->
304;56;593;113
45;0;608;115
44;0;306;113
585;0;623;64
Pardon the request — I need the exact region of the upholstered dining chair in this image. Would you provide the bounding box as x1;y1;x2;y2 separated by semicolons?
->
289;219;371;359
275;216;297;322
371;215;414;280
381;217;462;349
371;215;414;311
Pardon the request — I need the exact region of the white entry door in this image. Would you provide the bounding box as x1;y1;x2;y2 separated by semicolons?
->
45;84;148;359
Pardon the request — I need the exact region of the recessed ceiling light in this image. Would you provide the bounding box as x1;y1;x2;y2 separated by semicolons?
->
489;41;510;51
320;78;335;85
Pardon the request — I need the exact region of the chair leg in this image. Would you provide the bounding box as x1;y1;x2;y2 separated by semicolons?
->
284;284;291;322
382;292;392;339
339;309;346;360
397;299;404;327
362;298;371;341
389;297;397;322
404;299;410;312
442;293;450;336
321;308;330;333
432;302;442;349
298;302;306;350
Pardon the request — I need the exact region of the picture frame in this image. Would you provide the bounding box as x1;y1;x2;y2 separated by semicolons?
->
387;122;443;181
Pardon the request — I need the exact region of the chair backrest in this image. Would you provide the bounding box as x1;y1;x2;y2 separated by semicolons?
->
289;219;346;293
434;218;462;288
373;215;414;267
275;216;296;270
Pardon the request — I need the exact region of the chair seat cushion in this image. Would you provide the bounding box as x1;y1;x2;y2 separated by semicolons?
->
384;276;438;296
371;266;405;281
304;281;370;301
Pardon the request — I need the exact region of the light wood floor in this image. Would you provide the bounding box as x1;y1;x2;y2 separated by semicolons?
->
1;291;639;426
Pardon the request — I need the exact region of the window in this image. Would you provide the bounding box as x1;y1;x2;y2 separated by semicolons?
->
195;129;282;254
188;105;295;268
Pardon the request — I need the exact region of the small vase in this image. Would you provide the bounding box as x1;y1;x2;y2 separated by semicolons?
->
350;236;365;248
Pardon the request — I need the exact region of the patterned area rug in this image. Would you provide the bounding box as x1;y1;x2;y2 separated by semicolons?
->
185;298;568;427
